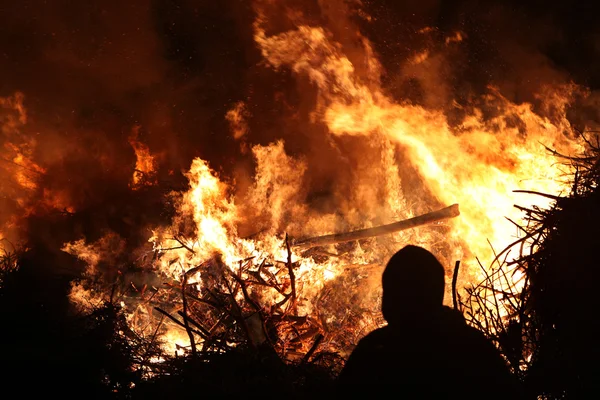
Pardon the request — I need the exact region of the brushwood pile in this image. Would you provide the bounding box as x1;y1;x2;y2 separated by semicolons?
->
2;143;600;399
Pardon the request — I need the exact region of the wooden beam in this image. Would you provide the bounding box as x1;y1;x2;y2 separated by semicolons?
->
291;204;460;250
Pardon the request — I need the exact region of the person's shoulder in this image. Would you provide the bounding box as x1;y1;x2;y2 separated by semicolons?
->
440;307;486;337
439;306;468;324
364;325;390;337
438;307;502;353
352;326;391;347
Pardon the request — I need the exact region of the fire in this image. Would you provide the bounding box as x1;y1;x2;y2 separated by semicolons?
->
62;233;127;312
253;9;584;282
150;143;348;304
326;91;579;263
0;92;46;250
3;2;590;361
129;125;157;189
150;157;240;274
226;102;250;141
0;93;44;192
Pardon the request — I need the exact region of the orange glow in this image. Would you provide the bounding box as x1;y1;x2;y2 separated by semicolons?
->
58;3;587;356
226;102;250;140
0;92;46;250
253;12;583;282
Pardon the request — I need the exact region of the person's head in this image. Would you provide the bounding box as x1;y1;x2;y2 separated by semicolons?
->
381;245;446;323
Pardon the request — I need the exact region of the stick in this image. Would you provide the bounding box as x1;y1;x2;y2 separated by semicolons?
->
302;333;324;363
285;234;297;315
182;267;198;356
291;204;460;250
154;307;206;339
176;310;211;338
452;260;461;311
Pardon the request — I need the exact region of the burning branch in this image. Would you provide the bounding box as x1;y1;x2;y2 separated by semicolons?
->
154;307;207;340
182;266;199;356
291;203;460;250
285;234;297;315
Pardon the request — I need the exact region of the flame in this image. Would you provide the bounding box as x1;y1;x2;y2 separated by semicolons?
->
58;3;588;357
253;11;583;281
226;102;250;141
0;92;46;249
151;158;239;273
62;233;127;312
144;141;394;353
129;125;157;189
0;93;44;191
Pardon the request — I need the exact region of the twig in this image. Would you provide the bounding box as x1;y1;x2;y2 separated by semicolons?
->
222;274;253;346
302;333;324;363
141;314;165;363
512;190;562;201
172;236;196;254
182;267;198;356
285;234;297;315
153;307;206;340
227;267;262;312
452;260;461;311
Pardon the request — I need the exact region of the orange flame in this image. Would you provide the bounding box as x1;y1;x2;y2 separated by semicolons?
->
253;12;583;282
129;125;157;189
0;92;46;249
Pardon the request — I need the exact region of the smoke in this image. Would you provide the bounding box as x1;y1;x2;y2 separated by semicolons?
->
0;0;257;254
1;0;598;269
357;0;600;124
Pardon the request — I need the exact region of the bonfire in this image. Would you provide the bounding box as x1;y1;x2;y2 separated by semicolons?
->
0;2;595;393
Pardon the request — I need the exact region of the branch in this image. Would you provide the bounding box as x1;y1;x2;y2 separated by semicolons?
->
452;260;461;311
285;233;297;315
291;204;460;250
182;269;197;356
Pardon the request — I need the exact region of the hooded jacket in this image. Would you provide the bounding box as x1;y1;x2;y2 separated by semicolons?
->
337;306;524;399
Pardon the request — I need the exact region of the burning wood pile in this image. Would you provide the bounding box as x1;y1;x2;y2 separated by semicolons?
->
126;204;460;363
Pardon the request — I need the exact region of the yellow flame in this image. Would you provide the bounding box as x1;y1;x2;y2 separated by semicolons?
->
253;17;583;281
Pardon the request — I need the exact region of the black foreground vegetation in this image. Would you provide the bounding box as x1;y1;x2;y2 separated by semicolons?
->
2;137;600;399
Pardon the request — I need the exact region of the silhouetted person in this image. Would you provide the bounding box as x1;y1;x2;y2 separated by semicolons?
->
336;245;523;399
